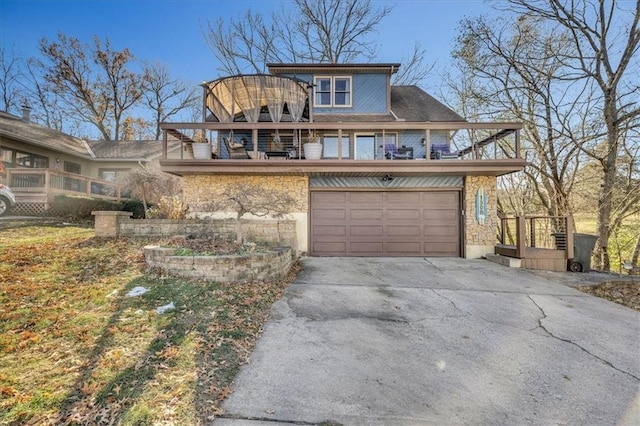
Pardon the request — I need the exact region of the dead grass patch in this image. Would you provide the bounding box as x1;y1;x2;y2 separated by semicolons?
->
577;281;640;312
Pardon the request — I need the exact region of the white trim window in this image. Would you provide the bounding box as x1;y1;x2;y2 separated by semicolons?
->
314;76;352;107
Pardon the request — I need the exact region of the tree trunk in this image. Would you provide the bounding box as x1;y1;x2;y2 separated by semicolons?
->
235;220;243;245
631;233;640;270
594;102;620;271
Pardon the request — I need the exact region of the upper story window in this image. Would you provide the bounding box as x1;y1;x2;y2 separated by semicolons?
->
64;161;81;174
1;146;49;169
99;168;130;182
314;76;352;107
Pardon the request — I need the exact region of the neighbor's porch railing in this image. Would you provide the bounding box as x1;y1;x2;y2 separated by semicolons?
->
6;168;128;201
497;215;574;259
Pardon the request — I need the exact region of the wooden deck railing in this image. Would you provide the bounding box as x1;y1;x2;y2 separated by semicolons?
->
497;215;574;260
6;168;128;201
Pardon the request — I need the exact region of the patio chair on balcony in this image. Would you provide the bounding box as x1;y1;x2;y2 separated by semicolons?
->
385;144;413;160
430;143;459;160
223;137;250;159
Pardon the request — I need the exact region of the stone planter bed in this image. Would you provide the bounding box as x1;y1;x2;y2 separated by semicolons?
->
144;245;295;283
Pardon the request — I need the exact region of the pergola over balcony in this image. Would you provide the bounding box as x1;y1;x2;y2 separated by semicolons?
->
202;74;310;124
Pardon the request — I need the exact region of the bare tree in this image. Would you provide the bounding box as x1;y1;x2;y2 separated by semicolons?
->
203;184;302;244
120;116;151;141
392;42;435;86
122;166;183;217
499;0;640;271
205;0;389;72
142;63;200;139
39;33;143;141
203;0;430;85
22;58;66;131
450;1;640;270
0;46;25;113
452;14;585;222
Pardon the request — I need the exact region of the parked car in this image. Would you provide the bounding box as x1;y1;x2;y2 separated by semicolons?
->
0;184;16;216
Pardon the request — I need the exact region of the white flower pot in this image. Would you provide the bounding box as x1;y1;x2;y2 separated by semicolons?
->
303;143;323;160
192;143;211;159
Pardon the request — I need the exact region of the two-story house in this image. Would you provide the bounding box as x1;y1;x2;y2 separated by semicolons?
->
159;63;525;258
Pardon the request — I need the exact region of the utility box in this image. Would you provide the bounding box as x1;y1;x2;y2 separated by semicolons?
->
571;233;598;272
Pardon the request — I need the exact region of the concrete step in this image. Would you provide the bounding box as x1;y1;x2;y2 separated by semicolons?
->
486;253;521;268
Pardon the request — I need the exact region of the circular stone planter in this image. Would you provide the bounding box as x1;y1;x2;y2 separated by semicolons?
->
143;245;295;283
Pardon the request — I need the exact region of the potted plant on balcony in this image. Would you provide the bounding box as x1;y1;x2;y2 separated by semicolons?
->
303;131;322;160
192;139;212;159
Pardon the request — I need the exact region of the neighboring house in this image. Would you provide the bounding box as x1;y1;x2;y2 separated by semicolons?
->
0;109;181;214
159;63;525;258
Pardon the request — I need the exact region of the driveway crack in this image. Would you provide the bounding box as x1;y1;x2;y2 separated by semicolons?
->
431;289;469;315
527;295;640;382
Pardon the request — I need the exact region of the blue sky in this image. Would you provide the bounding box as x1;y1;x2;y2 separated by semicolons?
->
0;0;491;90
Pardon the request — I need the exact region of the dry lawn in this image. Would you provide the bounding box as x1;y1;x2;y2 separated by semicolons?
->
0;224;295;425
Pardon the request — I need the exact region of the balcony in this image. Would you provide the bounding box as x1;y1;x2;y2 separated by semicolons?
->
159;121;525;177
6;168;128;211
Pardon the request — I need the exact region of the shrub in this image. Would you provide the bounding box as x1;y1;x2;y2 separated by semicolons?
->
48;195;123;221
146;196;187;219
121;199;147;219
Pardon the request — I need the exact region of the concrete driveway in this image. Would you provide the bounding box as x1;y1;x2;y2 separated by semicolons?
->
216;258;640;425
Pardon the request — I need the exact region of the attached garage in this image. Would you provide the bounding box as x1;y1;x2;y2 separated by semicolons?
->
310;190;461;257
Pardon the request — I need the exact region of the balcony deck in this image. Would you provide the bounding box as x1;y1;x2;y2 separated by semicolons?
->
160;158;526;177
159;121;526;177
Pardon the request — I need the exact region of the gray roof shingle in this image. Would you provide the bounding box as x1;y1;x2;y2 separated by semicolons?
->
0;111;93;157
88;139;178;160
391;86;466;122
0;111;178;161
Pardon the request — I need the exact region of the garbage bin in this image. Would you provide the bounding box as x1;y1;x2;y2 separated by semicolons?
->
552;232;598;272
570;233;598;272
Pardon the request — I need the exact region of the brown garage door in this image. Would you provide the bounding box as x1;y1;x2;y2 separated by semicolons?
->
310;191;460;256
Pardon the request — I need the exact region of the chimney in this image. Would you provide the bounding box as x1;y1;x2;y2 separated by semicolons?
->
21;105;32;122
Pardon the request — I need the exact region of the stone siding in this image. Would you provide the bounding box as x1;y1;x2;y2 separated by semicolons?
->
182;175;310;252
464;176;497;258
183;175;309;213
144;245;295;283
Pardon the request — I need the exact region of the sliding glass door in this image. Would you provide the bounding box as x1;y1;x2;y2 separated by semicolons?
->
355;134;376;160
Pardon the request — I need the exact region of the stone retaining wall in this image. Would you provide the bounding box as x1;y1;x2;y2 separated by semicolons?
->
92;211;298;251
144;245;295;283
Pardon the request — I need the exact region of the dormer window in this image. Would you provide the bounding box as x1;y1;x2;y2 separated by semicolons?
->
314;76;352;107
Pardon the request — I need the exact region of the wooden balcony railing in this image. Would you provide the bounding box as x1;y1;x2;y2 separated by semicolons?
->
6;168;128;202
